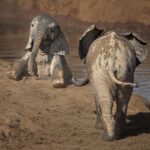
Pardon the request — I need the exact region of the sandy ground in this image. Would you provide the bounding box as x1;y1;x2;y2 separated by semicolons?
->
0;59;149;150
0;0;150;149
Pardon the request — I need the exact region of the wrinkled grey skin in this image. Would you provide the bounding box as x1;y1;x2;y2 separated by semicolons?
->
78;25;148;141
26;14;70;87
8;14;88;87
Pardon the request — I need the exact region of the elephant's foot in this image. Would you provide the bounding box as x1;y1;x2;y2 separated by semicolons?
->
7;70;18;80
52;79;66;88
52;64;66;88
102;130;115;141
115;114;126;139
115;124;126;139
115;131;124;140
95;119;103;129
101;118;115;141
7;60;27;80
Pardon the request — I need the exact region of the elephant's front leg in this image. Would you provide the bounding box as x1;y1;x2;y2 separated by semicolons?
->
100;90;115;141
50;55;65;88
27;54;37;76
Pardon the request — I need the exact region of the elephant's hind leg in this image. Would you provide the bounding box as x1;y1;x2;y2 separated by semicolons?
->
92;72;115;141
92;84;103;129
94;97;103;129
100;93;115;141
89;69;103;129
115;101;126;139
115;87;132;139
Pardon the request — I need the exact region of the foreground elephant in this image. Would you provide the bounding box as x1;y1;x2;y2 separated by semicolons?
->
8;14;87;87
78;25;148;141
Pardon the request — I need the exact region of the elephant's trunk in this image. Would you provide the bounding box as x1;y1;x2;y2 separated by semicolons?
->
29;31;44;75
71;76;89;86
32;31;44;55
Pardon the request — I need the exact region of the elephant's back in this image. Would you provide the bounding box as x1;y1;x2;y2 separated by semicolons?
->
87;31;119;66
87;31;136;72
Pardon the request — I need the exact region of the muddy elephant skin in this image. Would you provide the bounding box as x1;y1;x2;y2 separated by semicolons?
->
8;14;69;87
8;14;88;88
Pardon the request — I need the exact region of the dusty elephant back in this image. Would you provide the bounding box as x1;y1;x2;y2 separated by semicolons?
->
87;31;136;77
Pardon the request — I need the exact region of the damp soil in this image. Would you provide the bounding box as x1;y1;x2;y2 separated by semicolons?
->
0;59;150;150
0;15;150;149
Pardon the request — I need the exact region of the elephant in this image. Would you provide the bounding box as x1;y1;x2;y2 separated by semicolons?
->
8;14;88;88
78;25;148;141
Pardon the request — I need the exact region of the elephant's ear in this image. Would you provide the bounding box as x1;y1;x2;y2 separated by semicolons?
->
49;25;70;55
122;32;148;65
79;25;104;63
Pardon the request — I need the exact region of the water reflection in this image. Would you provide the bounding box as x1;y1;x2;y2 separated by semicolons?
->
134;65;150;102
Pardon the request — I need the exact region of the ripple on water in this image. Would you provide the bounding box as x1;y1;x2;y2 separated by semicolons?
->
134;66;150;102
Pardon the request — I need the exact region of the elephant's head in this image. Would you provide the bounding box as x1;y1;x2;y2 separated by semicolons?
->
79;25;104;63
26;14;69;54
25;14;69;75
122;32;148;66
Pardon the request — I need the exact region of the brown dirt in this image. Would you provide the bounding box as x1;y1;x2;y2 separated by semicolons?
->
0;59;149;150
0;1;150;149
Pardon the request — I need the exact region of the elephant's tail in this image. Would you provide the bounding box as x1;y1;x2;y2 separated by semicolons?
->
109;71;137;87
71;76;89;86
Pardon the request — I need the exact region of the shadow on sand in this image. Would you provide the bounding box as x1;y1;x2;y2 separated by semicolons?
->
126;112;150;137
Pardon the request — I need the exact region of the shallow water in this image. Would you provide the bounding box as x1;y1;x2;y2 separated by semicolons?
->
134;64;150;102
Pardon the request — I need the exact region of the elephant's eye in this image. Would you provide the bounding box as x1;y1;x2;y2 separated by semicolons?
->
31;24;34;27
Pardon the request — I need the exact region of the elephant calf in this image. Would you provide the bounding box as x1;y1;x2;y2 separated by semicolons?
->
78;25;148;141
8;14;87;88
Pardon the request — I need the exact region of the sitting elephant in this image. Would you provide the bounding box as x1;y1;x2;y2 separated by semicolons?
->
8;14;88;88
78;25;148;141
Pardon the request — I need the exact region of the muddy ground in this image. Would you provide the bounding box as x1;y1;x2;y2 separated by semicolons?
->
0;23;150;150
0;2;150;148
0;58;150;150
